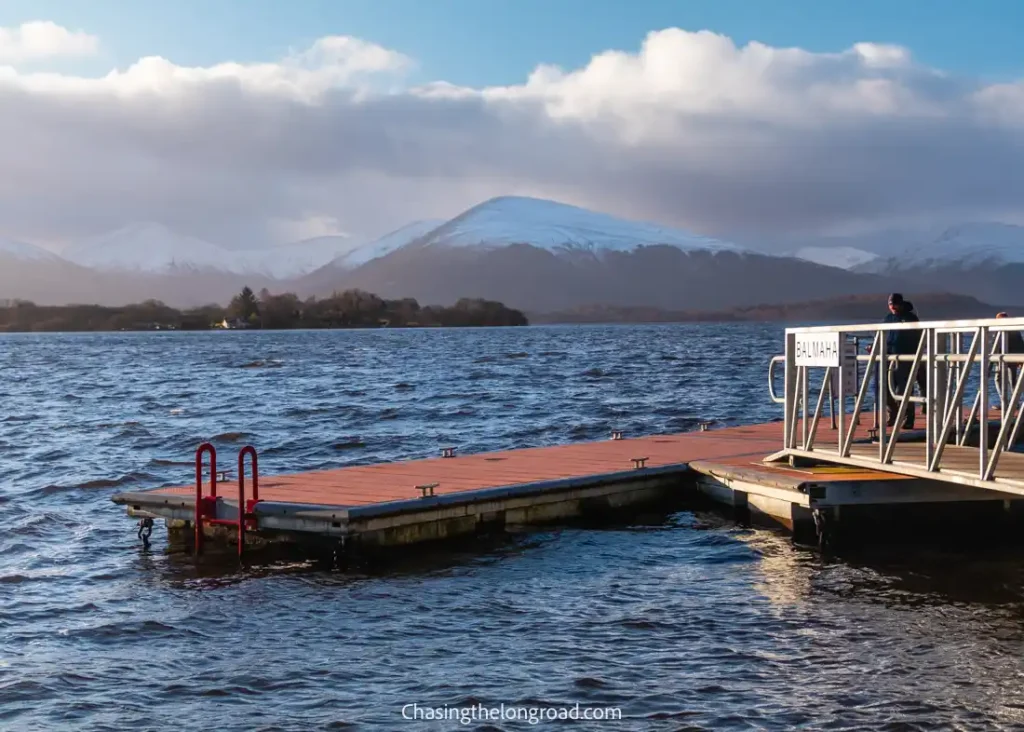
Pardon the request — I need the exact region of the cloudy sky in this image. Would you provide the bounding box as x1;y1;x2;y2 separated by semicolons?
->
1;0;1023;251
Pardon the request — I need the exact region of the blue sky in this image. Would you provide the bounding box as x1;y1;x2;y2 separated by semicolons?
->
2;0;1023;85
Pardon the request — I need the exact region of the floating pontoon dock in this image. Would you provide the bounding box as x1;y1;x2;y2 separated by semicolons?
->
112;316;1024;556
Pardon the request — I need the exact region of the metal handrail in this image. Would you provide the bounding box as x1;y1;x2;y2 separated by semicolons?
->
768;356;785;404
768;318;1024;491
237;445;259;558
194;442;217;555
787;316;1024;335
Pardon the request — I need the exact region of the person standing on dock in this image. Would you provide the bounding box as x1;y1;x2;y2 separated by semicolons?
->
882;293;919;429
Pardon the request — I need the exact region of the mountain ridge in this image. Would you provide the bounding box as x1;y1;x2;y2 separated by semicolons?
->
4;196;1024;308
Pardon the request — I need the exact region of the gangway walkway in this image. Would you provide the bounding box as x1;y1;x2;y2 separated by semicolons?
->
767;315;1024;495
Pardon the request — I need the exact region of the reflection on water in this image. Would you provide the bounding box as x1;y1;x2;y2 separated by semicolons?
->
3;325;1024;730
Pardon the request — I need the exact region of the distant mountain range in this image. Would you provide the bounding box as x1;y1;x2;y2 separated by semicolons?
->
58;222;364;279
2;197;1024;313
782;222;1024;308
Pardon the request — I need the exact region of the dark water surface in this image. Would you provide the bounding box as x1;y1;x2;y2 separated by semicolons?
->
3;325;1024;731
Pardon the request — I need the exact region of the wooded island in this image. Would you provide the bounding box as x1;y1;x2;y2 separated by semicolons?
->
0;287;529;332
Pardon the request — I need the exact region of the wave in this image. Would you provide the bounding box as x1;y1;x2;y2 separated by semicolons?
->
37;471;157;495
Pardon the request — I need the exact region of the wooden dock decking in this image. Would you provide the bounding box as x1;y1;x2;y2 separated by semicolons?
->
119;415;1018;555
139;421;798;507
112;412;1024;556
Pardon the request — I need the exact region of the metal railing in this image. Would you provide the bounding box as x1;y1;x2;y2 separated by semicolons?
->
766;316;1024;491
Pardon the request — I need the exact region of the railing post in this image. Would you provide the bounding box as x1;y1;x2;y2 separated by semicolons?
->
956;331;965;445
927;328;945;469
980;327;989;480
801;365;809;449
784;331;796;450
828;367;837;431
878;329;887;462
1000;330;1008;414
871;340;880;431
837;336;846;450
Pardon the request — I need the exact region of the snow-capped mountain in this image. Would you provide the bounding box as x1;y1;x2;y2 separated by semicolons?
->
408;196;743;256
59;223;363;278
896;223;1024;268
302;195;895;312
849;222;1024;275
841;222;1024;306
0;237;62;262
62;223;250;275
791;246;879;270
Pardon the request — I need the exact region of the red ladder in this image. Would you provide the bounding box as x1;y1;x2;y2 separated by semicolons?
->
194;443;260;558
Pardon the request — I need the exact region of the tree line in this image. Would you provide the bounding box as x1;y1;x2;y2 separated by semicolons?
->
0;287;529;332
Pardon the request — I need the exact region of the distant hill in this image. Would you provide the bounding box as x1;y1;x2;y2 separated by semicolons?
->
530;292;1009;325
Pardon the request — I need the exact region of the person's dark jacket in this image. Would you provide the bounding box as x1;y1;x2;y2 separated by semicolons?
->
885;304;920;355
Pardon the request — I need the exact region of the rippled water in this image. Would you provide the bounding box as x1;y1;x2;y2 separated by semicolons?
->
4;325;1024;731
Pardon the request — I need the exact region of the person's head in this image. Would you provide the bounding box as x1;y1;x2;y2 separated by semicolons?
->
888;293;904;314
997;312;1009;319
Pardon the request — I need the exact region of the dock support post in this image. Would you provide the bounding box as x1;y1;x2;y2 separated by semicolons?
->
812;507;840;552
733;489;749;525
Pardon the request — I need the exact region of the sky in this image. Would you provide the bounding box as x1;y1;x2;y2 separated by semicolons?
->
1;0;1023;250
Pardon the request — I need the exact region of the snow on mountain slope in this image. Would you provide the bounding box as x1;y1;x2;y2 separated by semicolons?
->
62;223;249;275
899;223;1024;268
253;235;364;278
413;196;743;256
61;223;362;278
336;220;444;268
0;237;62;262
792;246;879;270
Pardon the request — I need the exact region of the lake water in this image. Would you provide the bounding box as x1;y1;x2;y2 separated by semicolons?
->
3;325;1024;731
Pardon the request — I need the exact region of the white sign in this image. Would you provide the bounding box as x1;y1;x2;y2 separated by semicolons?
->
830;339;858;397
794;332;841;367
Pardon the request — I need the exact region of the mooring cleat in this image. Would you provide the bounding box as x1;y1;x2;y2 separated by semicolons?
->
611;430;624;441
416;482;438;498
630;457;649;469
441;447;456;458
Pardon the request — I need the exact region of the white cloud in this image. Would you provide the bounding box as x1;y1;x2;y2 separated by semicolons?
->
0;25;1023;249
0;21;98;64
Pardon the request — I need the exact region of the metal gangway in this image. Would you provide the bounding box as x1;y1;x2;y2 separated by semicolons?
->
767;316;1024;495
